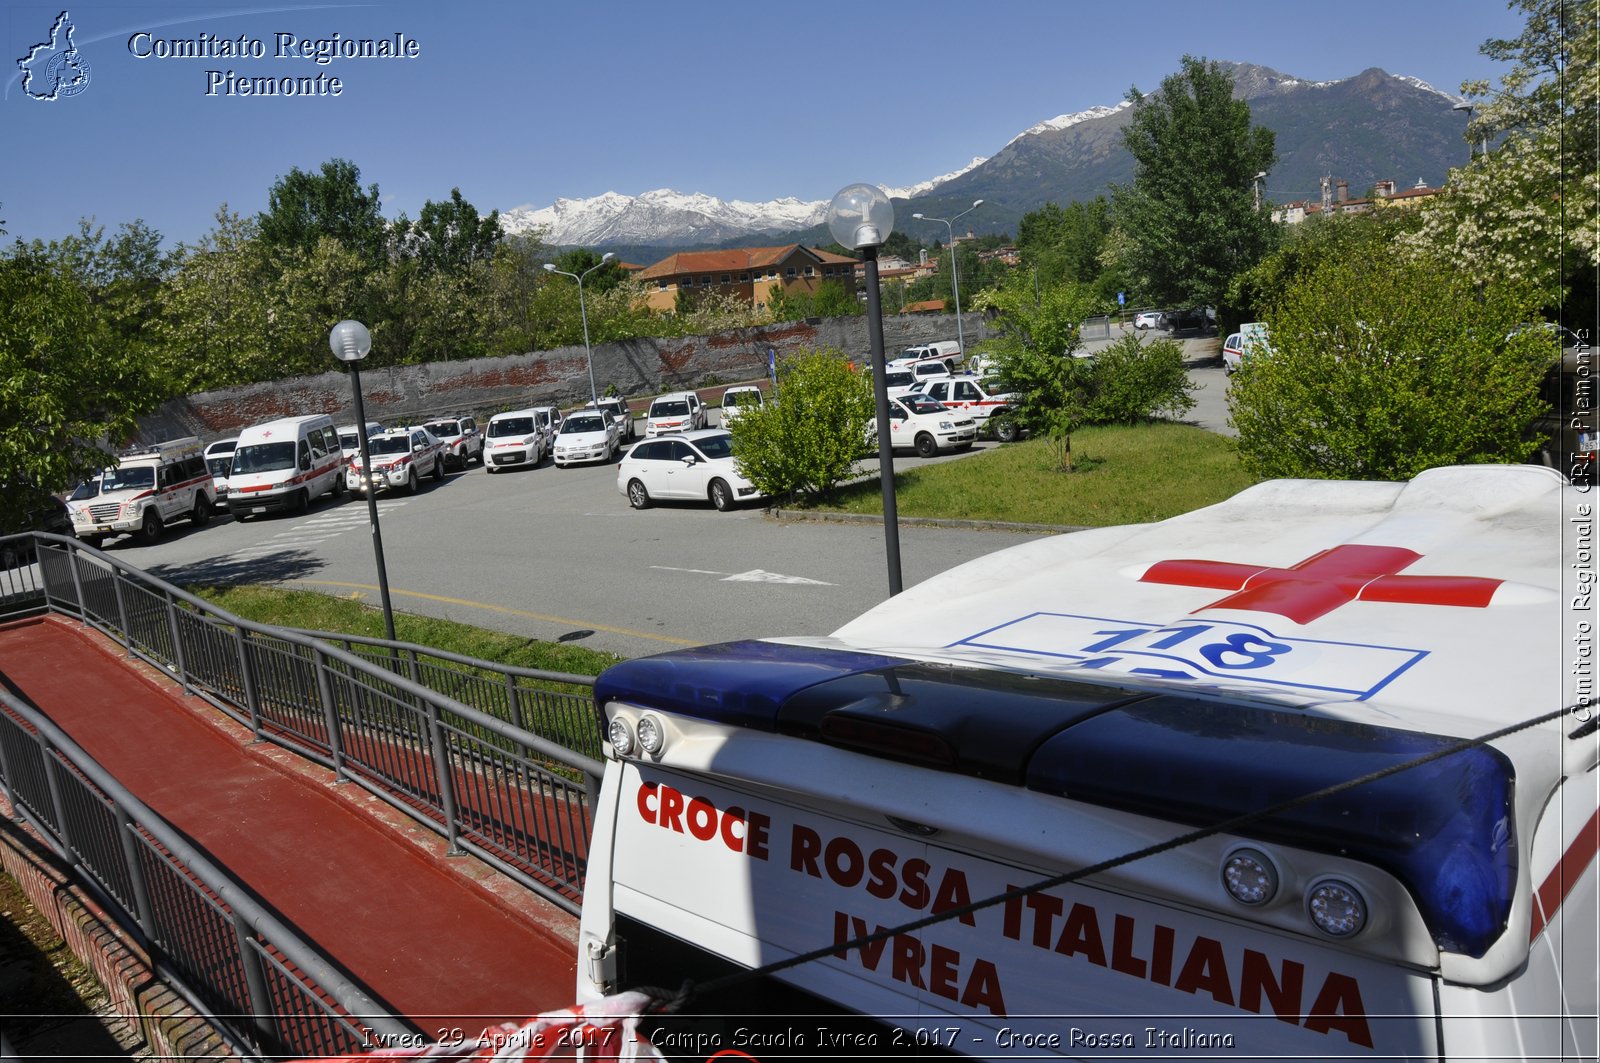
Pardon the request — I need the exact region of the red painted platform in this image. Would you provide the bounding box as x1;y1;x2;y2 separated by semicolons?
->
0;615;580;1037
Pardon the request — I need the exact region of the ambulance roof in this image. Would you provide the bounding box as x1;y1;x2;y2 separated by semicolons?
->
821;463;1576;739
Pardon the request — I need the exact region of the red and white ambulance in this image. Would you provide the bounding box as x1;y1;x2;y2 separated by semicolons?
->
67;436;213;547
580;464;1596;1060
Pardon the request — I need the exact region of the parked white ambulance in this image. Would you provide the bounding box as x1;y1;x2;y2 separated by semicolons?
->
582;464;1596;1060
68;437;213;548
225;414;345;518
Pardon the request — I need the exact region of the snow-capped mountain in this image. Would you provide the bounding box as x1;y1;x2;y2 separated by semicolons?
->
503;63;1465;249
498;189;828;248
1006;101;1135;146
498;159;992;248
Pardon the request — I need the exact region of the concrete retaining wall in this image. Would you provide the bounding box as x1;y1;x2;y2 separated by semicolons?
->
135;312;987;445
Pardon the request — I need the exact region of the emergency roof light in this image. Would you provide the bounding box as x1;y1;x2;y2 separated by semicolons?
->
594;640;1519;958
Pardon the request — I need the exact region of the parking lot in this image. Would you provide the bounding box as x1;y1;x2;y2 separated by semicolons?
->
77;346;1229;659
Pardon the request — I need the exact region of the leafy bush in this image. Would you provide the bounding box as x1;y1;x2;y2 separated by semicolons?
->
726;349;872;501
1086;333;1196;424
1228;245;1548;480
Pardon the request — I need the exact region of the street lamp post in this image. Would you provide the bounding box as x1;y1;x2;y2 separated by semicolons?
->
328;319;396;643
912;200;982;357
828;183;902;597
1253;171;1268;212
543;253;615;409
1452;101;1487;159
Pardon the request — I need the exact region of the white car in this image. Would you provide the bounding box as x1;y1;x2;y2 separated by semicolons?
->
346;426;447;495
1134;310;1165;330
645;392;706;437
871;393;977;457
587;398;635;442
483;408;550;472
616;429;763;511
203;438;237;512
718;385;764;427
553;410;619;467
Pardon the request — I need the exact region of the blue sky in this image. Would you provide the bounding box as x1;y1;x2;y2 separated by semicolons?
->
3;0;1528;248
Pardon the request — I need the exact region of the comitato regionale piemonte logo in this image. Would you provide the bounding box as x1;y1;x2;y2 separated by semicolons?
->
18;10;91;100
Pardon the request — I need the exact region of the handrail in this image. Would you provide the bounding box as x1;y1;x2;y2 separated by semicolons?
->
280;624;599;687
0;685;413;1058
0;531;604;1045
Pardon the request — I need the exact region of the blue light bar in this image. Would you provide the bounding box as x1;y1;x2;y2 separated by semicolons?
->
1026;696;1517;958
593;641;905;730
594;642;1517;957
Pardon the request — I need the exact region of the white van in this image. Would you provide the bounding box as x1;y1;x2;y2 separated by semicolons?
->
580;465;1595;1060
226;414;345;518
67;437;213;548
336;422;386;466
203;438;238;512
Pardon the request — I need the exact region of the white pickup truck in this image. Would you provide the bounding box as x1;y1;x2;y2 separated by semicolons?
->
916;375;1022;441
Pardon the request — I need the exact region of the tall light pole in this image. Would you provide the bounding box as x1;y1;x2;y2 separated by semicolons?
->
828;183;902;596
1452;101;1487;159
328;319;396;643
912;200;982;357
543;252;615;408
1253;171;1268;212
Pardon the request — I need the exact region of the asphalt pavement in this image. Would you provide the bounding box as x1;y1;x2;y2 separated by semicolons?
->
92;345;1233;660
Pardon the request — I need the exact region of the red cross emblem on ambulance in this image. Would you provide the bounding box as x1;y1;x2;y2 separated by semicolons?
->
1140;544;1503;624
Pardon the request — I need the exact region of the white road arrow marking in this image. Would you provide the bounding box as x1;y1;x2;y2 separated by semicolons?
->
650;565;834;586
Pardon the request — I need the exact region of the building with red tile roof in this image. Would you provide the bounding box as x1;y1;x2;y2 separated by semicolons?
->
636;244;859;313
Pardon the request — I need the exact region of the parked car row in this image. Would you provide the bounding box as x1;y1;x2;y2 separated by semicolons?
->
54;376;999;546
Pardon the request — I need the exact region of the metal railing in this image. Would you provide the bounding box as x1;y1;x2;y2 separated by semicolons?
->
1;533;603;910
0;532;607;1053
0;685;414;1058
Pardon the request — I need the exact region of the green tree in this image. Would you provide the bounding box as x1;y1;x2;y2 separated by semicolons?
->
1402;0;1598;326
1017;199;1113;289
551;249;627;294
1086;332;1196;425
258;158;387;270
1223;212;1397;330
725;350;872;501
973;274;1102;470
152;208;281;392
403;188;502;274
1228;245;1549;480
14;218;170;357
484;234;551;356
0;253;158;512
761;272;866;322
1113;57;1278;308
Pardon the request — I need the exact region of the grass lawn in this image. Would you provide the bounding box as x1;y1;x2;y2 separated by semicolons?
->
190;584;624;675
813;422;1257;527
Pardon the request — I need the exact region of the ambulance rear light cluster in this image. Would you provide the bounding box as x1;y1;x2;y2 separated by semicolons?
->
1219;846;1370;939
608;712;665;757
595;640;1520;958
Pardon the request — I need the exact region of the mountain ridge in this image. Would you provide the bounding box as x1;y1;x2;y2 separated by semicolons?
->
503;61;1463;252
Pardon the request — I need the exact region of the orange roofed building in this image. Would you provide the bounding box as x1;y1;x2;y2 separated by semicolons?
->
636;244;860;313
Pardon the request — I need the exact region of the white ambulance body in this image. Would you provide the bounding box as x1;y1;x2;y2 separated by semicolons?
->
582;465;1597;1060
226;414;344;517
68;437;212;547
